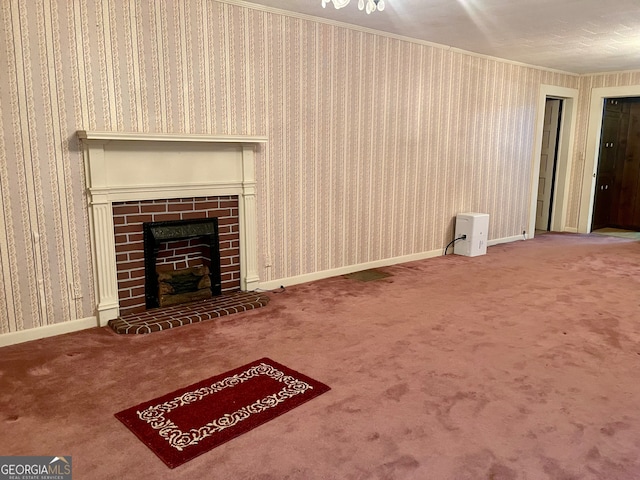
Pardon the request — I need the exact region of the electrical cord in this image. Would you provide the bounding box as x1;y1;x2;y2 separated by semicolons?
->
444;235;467;255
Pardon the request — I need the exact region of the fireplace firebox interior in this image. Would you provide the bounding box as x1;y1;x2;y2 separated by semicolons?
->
143;218;222;309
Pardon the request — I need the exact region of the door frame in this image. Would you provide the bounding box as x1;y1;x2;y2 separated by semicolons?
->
528;85;579;238
578;85;640;233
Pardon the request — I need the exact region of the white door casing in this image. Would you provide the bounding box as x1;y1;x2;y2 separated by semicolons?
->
528;85;579;238
579;85;640;233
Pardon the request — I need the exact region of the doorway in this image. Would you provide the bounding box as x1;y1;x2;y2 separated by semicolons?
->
535;98;562;232
528;85;579;239
578;85;640;233
591;97;640;232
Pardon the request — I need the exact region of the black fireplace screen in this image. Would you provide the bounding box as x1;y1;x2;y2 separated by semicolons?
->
143;218;222;309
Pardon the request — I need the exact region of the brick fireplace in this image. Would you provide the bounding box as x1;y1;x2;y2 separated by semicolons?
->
113;197;240;316
79;131;267;326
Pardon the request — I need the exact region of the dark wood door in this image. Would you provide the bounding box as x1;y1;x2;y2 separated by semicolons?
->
592;104;621;229
615;103;640;228
593;98;640;231
592;173;614;230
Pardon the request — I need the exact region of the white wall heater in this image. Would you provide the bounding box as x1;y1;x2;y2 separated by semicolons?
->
454;213;489;257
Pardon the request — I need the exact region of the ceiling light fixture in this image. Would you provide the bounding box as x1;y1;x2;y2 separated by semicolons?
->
321;0;385;14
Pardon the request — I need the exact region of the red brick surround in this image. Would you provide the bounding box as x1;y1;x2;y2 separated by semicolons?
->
113;196;240;316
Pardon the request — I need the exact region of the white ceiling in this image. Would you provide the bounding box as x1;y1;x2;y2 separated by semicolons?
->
242;0;640;74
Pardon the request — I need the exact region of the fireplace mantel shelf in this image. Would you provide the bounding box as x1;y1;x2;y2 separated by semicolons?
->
77;130;268;144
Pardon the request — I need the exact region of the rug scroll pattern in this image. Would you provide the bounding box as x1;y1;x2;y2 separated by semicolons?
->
137;362;314;451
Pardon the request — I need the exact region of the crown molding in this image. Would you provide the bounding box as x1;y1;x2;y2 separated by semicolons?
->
219;0;578;77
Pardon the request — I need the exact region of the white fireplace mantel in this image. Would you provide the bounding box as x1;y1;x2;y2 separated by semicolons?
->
79;130;267;326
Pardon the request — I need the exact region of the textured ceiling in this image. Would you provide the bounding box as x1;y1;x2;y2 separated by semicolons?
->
241;0;640;74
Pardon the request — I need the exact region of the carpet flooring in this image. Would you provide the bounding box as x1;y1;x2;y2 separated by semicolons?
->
1;232;640;479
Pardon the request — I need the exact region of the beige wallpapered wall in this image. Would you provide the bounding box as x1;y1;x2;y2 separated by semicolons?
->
0;0;637;334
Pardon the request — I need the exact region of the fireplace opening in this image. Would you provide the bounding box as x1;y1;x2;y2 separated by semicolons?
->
143;218;222;309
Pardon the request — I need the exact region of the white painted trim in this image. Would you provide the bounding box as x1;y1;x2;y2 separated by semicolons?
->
0;235;526;345
258;249;440;290
0;316;98;348
528;85;579;239
90;183;244;203
77;130;267;143
564;227;578;233
578;85;640;233
222;0;576;76
487;235;525;246
580;69;640;78
259;235;524;290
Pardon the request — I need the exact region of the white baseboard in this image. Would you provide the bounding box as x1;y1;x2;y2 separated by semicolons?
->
0;235;526;345
259;234;523;290
259;248;442;290
0;316;98;348
563;227;578;233
488;234;525;246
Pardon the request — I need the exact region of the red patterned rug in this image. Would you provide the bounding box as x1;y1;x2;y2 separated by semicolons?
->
114;358;330;468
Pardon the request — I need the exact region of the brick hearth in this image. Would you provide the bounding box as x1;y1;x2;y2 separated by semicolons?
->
108;291;270;334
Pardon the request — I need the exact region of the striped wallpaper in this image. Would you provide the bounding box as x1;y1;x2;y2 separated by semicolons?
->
0;0;638;335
